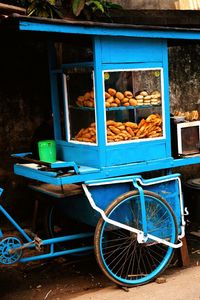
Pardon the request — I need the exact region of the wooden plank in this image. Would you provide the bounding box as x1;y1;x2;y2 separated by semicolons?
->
179;236;190;267
0;3;25;14
29;183;83;198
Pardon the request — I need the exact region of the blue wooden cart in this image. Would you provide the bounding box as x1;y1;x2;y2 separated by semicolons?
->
0;15;200;287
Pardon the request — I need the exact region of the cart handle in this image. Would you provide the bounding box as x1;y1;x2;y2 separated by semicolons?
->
11;153;80;175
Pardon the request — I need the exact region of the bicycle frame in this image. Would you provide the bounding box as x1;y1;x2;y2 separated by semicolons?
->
0;187;93;263
0;172;184;265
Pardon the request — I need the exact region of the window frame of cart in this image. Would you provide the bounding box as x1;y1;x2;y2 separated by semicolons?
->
102;67;165;146
63;67;98;146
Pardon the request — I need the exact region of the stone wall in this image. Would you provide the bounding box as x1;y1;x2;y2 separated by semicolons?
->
0;34;51;224
169;43;200;113
114;0;176;9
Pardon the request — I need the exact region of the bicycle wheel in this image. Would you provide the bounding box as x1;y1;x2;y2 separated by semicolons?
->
94;190;178;287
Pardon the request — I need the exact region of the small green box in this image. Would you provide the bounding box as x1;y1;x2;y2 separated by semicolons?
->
38;140;56;163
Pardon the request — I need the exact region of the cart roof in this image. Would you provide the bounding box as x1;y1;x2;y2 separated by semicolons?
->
2;12;200;41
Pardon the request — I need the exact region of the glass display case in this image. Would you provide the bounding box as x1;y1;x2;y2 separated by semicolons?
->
103;68;164;144
64;67;164;147
64;66;97;145
103;69;163;143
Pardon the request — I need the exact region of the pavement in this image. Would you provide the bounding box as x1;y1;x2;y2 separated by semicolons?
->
72;266;200;300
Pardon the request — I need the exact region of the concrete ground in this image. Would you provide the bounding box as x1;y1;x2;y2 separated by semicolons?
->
0;227;200;300
74;266;200;300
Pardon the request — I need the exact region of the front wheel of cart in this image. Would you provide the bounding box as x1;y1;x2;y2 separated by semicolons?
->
94;190;178;287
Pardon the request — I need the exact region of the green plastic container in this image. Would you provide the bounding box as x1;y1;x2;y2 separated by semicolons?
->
38;140;56;163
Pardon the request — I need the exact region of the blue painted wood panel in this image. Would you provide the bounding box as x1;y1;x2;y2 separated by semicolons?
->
19;20;200;41
56;142;101;168
105;140;167;167
101;37;164;64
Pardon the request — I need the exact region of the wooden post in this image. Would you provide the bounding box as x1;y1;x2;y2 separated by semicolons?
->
179;236;190;267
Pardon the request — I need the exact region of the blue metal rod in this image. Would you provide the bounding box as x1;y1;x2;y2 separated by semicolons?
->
20;245;94;263
132;179;148;237
41;232;94;246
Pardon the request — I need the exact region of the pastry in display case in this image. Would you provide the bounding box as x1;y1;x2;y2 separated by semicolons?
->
64;67;97;144
103;69;163;143
65;67;164;145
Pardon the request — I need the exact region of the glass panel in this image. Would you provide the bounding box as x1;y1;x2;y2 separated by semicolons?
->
103;69;163;144
64;67;96;144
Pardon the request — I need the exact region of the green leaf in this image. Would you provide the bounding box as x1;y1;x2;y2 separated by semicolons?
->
72;0;86;16
104;3;122;9
27;7;37;16
48;0;56;5
87;0;104;13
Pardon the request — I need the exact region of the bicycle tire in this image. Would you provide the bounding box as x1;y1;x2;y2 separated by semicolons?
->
94;190;178;287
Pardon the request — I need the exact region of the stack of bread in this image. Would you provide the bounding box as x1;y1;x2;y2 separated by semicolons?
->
135;90;161;106
173;110;199;121
76;90;95;108
75;114;162;143
75;88;161;108
105;88;137;107
105;88;161;107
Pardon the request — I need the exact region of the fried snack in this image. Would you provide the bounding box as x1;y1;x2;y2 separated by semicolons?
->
129;99;138;106
108;88;116;96
144;95;151;100
106;120;116;126
75;113;162;144
110;103;118;107
118;125;126;130
90;91;94;99
151;90;161;97
106;96;114;104
114;98;121;105
83;92;91;100
105;92;110;99
191;110;199;120
121;97;129;104
126;126;135;136
124;91;133;98
76;90;95;108
146;114;158;122
173;110;199;121
113;122;123;127
124;122;138;129
135;95;144;100
140;91;148;96
116;92;124;100
138;119;146;129
109;126;121;134
105;102;111;108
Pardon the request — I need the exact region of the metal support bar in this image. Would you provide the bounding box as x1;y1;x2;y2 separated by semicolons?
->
20;245;94;263
132;178;148;238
